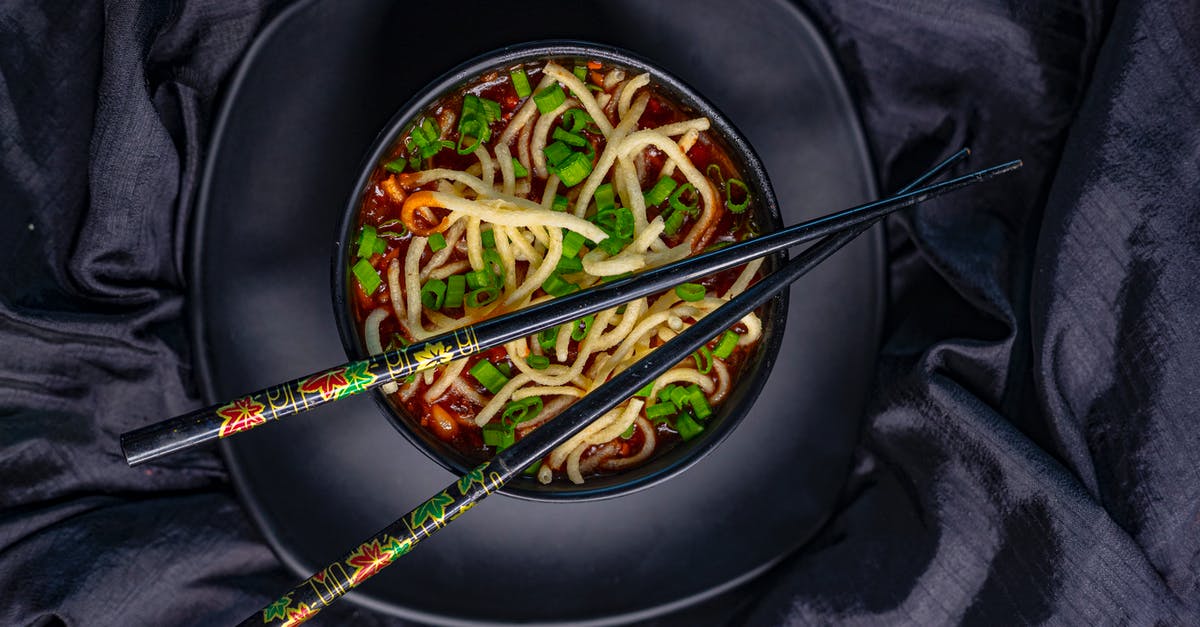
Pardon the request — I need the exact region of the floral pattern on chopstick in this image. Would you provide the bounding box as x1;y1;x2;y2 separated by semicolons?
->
216;396;267;437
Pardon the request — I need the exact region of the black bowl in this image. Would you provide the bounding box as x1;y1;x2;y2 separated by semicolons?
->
332;40;787;501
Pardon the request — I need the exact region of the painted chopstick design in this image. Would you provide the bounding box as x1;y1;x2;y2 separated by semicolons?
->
243;148;1008;626
122;157;1021;466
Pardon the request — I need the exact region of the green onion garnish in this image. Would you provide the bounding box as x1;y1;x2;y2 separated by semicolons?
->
614;207;634;239
428;232;447;252
669;183;699;215
634;380;655;397
466;286;500;308
674;411;704;441
510;68;532;98
466;269;493;290
551;194;569;212
561;230;586;258
554;152;593;187
420;278;447;310
620;424;636;439
542;141;573;168
481;98;502;123
533;84;567;114
646;402;675;421
527;355;550;370
597;236;627;256
675;283;706;302
482;422;515;450
541;273;579;297
594;183;615;213
502;397;543;425
600;271;633;283
644;177;678;206
511;157;529;178
571;314;595;341
556;255;583;274
481;228;496;249
692;346;713;374
663;210;685;236
538;326;559;352
470;360;510;395
352;258;381;294
356;225;378;259
522;459;543;476
706;163;723;183
725;178;750;213
482;249;506;283
552;127;587;147
444;275;466;309
561;108;593;133
713;330;739;359
573;64;587;81
456;132;484;156
689;388;712;420
384;157;406;174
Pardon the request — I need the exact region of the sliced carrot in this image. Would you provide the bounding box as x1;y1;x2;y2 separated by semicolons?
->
587;60;602;70
401;190;454;236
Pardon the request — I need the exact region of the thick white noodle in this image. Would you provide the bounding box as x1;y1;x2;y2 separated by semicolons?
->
571;94;649;218
618;73;650;119
363;308;398;394
542;62;614;136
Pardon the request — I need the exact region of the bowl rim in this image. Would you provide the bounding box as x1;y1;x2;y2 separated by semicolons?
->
331;39;789;502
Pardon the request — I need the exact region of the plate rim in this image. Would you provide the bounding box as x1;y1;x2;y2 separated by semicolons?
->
188;0;882;622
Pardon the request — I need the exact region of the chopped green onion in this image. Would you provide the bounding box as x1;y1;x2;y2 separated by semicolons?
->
674;411;704;441
643;177;678;206
352;258;381;294
675;282;705;302
725;178;750;213
496;361;512;378
372;237;386;256
522;459;542;476
408;155;421;171
386;333;408;351
481;228;496;249
551;194;569;212
703;241;733;253
571;314;595;341
482;422;515;450
573;64;587;81
533;84;566;114
561;108;593;133
706;163;723;183
634;380;655;397
538;326;559;352
554;152;593;187
482;249;506;283
556;255;583;274
428;232;447;252
384;157;406;174
552;127;587;147
597;235;628;254
456;132;484;156
356;225;378;258
600;271;633;283
466;269;494;290
646;402;675;421
527;355;550;370
466;286;500;308
668;386;690;410
542;273;578;297
614;207;634;239
689;388;712;420
470;360;510;395
713;330;740;359
420;278;447;310
502;397;543;425
663;210;685;236
669;183;699;215
511;157;529;178
481;98;502;123
561;230;586;258
542;141;573;168
510;68;532;98
657;384;676;404
594;183;615;213
444;274;466;309
620;424;636;439
692;346;713;374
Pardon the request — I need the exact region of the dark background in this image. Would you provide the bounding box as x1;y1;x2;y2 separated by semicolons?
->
1;0;1197;625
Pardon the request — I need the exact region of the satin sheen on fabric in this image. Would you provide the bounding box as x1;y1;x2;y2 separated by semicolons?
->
0;0;1196;625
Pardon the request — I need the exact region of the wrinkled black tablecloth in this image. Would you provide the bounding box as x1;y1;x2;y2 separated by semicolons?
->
2;1;1196;625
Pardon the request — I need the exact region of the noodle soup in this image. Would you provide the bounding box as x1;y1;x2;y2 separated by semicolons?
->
343;50;777;487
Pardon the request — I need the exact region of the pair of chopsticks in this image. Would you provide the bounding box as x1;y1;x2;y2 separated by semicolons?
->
120;149;1018;468
229;148;1019;625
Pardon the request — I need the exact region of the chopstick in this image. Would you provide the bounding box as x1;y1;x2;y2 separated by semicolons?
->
121;155;1021;467
242;148;1010;626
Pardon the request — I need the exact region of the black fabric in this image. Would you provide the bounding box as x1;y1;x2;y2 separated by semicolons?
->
1;0;1196;625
